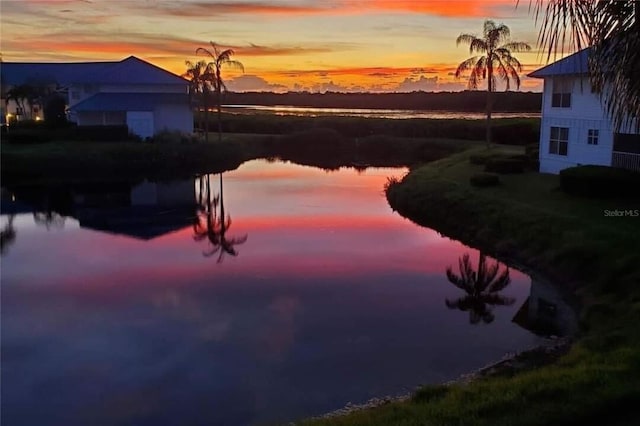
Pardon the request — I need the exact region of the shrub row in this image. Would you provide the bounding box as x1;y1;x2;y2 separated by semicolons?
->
4;125;138;143
559;165;640;199
215;113;540;145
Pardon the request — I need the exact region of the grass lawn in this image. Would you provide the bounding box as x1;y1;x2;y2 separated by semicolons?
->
304;146;640;426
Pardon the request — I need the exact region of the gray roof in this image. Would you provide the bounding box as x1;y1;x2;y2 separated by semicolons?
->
528;48;590;78
70;92;190;112
1;56;188;86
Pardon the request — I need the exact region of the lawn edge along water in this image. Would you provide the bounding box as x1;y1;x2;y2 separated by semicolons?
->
301;147;640;426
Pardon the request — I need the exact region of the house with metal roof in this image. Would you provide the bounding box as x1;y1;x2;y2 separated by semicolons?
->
529;48;639;173
1;56;193;139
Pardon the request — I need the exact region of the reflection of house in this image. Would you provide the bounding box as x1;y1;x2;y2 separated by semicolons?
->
512;278;578;337
529;48;640;173
73;180;196;240
1;56;192;138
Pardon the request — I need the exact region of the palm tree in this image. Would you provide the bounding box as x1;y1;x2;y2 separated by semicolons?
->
196;42;244;143
183;60;214;142
455;20;531;147
445;252;515;324
1;214;17;256
522;0;640;132
193;173;247;262
6;85;32;120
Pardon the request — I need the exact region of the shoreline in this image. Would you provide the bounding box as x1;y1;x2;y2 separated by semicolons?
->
314;337;573;421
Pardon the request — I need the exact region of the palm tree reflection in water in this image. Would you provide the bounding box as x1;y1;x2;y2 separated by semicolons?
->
1;214;17;256
445;253;515;324
194;173;247;262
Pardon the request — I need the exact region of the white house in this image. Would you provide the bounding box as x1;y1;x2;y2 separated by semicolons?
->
1;56;193;138
529;49;640;173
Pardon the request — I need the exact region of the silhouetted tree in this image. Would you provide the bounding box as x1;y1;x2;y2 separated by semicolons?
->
5;85;31;119
33;210;66;230
183;60;214;142
523;0;639;132
193;173;247;262
445;252;515;324
455;20;531;147
1;214;16;256
196;42;244;143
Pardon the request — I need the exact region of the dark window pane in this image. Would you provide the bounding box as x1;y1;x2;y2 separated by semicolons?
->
550;127;559;139
552;93;561;107
560;127;569;141
561;94;571;108
549;140;558;154
559;141;568;156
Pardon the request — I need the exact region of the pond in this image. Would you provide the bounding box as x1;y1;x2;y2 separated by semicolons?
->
1;160;574;426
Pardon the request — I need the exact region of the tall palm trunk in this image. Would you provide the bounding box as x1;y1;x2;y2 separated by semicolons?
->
203;92;209;143
217;70;223;144
486;62;493;149
218;173;224;230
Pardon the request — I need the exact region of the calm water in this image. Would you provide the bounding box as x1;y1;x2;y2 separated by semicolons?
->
223;104;541;120
2;160;565;425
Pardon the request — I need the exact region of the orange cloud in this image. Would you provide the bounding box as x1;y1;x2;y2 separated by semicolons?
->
367;0;517;17
135;0;520;19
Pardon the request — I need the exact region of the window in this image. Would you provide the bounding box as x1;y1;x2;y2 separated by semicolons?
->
549;126;569;156
587;129;599;145
552;78;572;108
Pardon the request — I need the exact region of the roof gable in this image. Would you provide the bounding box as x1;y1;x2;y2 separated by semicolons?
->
1;61;115;86
1;56;187;87
528;48;590;78
88;56;188;85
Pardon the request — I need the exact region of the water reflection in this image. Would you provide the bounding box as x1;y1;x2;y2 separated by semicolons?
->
445;252;515;324
33;210;66;230
1;160;567;425
1;214;17;255
512;278;579;337
194;174;248;261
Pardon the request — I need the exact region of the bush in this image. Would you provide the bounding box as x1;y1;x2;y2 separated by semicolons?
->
470;172;500;187
152;130;202;144
5;128;54;144
74;125;131;141
559;165;640;199
485;158;525;174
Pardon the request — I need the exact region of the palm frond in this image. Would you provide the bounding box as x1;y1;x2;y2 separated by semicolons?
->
455;56;480;78
524;0;640;133
501;41;532;52
456;33;479;47
488;267;512;293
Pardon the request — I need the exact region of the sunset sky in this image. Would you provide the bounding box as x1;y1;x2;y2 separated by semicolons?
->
0;0;550;92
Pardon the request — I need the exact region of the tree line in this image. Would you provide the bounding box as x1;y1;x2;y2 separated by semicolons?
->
221;90;542;112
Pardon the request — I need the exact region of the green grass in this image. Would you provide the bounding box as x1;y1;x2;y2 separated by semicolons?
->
303;146;640;426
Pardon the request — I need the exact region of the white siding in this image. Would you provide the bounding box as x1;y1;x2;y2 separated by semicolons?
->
126;111;154;139
539;76;614;174
154;103;194;134
77;111;126;126
539;116;614;174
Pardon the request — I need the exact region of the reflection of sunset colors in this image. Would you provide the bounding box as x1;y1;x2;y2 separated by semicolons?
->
1;160;543;426
1;0;544;92
2;161;529;288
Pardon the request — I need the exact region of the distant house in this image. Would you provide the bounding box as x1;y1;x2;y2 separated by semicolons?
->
1;56;193;138
529;49;639;173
